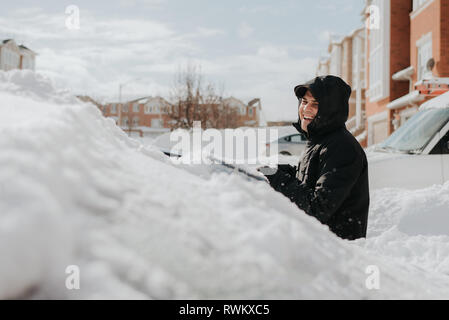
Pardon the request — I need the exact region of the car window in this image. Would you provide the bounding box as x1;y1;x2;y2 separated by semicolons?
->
290;134;304;143
379;108;449;153
278;133;306;143
430;130;449;155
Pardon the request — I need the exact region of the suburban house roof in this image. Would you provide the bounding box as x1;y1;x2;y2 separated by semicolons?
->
18;45;37;55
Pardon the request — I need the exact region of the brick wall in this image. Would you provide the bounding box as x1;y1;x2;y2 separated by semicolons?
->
390;0;411;103
365;0;411;138
438;0;449;76
410;0;440;82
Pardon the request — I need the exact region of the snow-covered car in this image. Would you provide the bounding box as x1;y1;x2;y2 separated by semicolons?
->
266;132;307;156
368;92;449;190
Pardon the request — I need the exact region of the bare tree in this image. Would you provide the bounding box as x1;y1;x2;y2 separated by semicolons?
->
169;64;202;129
168;63;239;130
121;101;141;136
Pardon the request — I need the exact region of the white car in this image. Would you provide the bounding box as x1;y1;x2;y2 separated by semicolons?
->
368;93;449;190
266;132;308;156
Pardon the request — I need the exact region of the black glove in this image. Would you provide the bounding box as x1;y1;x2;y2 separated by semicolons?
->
257;164;296;176
277;164;297;177
257;164;297;187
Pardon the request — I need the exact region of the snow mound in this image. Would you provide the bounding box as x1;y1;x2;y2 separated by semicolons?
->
365;183;449;275
0;70;78;104
2;70;449;299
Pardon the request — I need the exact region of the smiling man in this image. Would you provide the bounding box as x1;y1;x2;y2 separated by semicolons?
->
300;89;319;131
262;75;370;240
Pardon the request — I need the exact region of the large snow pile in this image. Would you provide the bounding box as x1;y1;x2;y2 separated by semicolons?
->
365;184;449;275
1;70;449;299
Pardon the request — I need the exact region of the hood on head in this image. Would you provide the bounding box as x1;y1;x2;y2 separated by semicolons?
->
292;75;351;140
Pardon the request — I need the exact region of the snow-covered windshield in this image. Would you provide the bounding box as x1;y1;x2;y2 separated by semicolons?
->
379;108;449;153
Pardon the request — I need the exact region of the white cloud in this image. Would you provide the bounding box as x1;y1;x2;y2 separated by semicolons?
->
0;7;318;121
315;1;357;17
257;46;288;60
178;47;317;121
315;3;338;11
237;22;254;39
195;27;225;37
118;0;165;8
238;5;286;15
318;30;332;43
0;8;200;97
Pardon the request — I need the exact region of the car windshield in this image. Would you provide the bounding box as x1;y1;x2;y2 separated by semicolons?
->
378;108;449;153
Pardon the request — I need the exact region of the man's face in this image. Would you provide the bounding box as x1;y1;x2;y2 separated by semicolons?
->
299;90;319;132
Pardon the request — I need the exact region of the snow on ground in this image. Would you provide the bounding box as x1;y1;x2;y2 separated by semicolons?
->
363;184;449;275
1;70;449;299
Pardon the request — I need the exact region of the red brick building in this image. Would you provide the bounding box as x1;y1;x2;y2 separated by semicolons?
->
102;96;172;136
363;0;411;146
316;28;367;138
100;96;262;136
364;0;449;146
222;97;262;127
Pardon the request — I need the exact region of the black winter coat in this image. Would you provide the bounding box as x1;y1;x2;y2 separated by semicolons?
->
268;76;370;240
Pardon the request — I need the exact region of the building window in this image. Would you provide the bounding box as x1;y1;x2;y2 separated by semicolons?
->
133;103;139;113
21;55;34;70
368;0;389;102
151;118;163;128
144;103;163;114
367;111;388;146
413;0;430;11
330;45;342;77
249;107;253;116
352;34;365;87
132;117;139;126
111;103;117;113
2;48;19;69
417;33;432;81
123;104;129;112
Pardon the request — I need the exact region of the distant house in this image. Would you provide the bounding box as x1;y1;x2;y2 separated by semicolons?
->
18;45;37;70
221;96;262;127
99;95;263;136
103;96;172;136
0;39;36;71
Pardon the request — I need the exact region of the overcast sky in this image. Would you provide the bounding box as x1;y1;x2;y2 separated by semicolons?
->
0;0;365;121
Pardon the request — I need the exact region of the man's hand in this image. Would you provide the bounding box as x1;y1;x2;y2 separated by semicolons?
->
257;164;297;187
257;166;277;176
277;164;297;177
257;164;296;176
